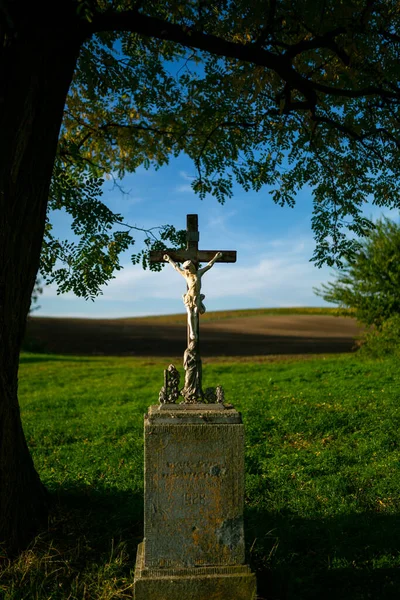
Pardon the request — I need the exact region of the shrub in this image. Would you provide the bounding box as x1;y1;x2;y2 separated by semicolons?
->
358;315;400;358
314;217;400;328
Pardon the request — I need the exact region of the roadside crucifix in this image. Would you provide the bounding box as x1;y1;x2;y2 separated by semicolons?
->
134;215;256;600
149;214;236;403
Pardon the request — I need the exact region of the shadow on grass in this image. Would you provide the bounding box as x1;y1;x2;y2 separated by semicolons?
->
0;484;144;599
3;485;399;599
49;483;144;553
246;508;400;600
39;488;400;600
19;355;94;364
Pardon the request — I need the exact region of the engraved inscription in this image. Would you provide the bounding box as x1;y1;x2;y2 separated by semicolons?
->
161;461;226;478
184;492;206;505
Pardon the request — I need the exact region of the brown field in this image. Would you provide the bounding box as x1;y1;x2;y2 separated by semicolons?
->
25;311;363;358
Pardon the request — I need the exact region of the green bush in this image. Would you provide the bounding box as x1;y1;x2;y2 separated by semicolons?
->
315;217;400;328
359;315;400;358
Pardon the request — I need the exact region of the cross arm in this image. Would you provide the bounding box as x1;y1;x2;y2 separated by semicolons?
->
149;250;237;264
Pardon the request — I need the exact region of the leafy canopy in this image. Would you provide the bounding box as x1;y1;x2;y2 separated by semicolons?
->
42;0;400;298
314;217;400;328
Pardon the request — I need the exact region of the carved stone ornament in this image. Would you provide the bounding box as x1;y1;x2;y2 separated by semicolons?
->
181;340;203;403
203;385;225;404
158;364;180;404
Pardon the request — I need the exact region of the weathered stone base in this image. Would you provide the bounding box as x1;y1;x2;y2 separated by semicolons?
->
133;542;257;600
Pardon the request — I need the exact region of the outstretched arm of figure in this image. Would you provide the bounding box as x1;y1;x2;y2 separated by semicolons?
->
163;254;185;276
198;252;223;276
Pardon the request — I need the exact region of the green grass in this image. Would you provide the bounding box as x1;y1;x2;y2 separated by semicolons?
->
1;352;400;599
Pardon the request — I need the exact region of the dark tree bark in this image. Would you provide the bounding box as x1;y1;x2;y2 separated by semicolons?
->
0;7;83;552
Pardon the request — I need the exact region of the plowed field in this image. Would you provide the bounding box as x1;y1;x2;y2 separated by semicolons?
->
25;313;362;357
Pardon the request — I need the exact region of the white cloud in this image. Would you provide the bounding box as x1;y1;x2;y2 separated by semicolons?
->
38;221;334;317
207;210;237;229
203;249;327;303
55;238;326;308
175;184;194;193
174;171;198;193
179;170;195;181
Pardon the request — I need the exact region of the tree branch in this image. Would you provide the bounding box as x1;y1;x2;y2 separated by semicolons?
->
64;109;180;150
88;10;400;108
194;118;257;173
254;0;277;47
284;28;350;66
312;115;386;163
89;10;318;108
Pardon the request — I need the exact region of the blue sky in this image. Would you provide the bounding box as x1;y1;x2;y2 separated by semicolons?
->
37;153;398;318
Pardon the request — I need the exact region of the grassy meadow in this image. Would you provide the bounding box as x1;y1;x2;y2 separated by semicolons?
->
1;348;400;599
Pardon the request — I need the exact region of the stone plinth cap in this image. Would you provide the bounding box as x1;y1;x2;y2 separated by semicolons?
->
158;403;232;411
146;404;242;425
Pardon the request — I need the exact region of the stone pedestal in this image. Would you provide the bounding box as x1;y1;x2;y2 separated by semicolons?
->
133;404;256;600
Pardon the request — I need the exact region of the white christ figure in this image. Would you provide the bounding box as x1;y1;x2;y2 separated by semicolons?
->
163;252;222;340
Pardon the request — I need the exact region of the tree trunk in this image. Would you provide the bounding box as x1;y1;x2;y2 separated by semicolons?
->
0;15;82;552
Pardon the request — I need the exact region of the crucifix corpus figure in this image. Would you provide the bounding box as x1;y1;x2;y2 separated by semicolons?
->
149;214;236;403
162;251;222;341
